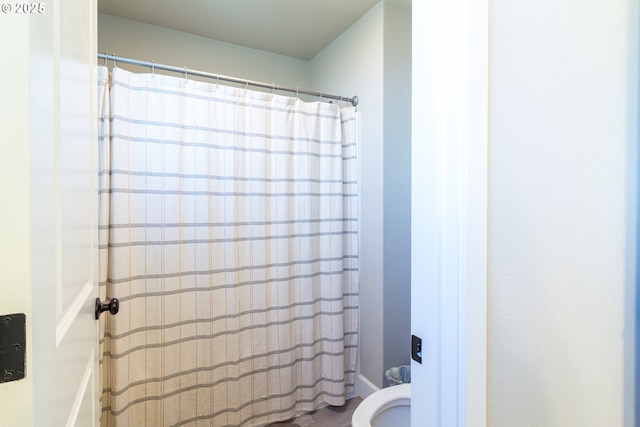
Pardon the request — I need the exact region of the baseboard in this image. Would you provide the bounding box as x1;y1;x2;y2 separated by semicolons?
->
357;373;380;399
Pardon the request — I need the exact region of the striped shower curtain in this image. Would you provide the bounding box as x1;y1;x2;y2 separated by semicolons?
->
97;67;359;427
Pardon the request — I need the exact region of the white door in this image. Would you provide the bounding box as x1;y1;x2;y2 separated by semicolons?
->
0;1;99;426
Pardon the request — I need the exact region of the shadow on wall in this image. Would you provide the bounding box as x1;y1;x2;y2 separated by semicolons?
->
629;4;639;423
630;52;639;427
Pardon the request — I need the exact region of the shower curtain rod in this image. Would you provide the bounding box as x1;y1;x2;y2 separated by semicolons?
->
98;53;359;106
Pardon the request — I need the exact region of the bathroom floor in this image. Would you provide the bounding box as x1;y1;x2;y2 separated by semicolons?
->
266;397;363;427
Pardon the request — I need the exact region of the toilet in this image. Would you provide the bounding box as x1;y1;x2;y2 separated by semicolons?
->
351;383;410;427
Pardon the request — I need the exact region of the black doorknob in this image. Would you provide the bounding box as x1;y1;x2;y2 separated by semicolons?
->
95;297;119;320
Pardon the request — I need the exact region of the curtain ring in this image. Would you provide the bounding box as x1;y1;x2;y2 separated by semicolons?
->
151;61;155;77
184;66;188;81
296;87;299;98
244;78;248;90
272;83;275;94
216;74;219;88
113;53;117;68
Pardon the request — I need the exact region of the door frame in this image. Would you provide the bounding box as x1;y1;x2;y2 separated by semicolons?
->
411;0;488;425
0;13;34;427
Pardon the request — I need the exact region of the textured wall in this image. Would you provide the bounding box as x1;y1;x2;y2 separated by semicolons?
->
488;0;638;425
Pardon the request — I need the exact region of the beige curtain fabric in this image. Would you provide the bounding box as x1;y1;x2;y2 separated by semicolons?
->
98;67;359;427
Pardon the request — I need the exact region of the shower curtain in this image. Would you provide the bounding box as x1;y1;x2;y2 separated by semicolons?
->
97;66;359;427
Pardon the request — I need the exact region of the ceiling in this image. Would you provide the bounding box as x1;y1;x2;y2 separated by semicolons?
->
97;0;411;61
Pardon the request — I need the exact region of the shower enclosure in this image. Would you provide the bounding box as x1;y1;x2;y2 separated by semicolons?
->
97;64;359;426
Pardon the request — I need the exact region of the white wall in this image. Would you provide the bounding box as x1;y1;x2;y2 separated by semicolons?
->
310;1;412;390
488;0;638;425
382;2;412;380
310;3;385;390
98;14;310;90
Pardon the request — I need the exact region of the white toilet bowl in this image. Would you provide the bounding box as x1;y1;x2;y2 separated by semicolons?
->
351;383;410;427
